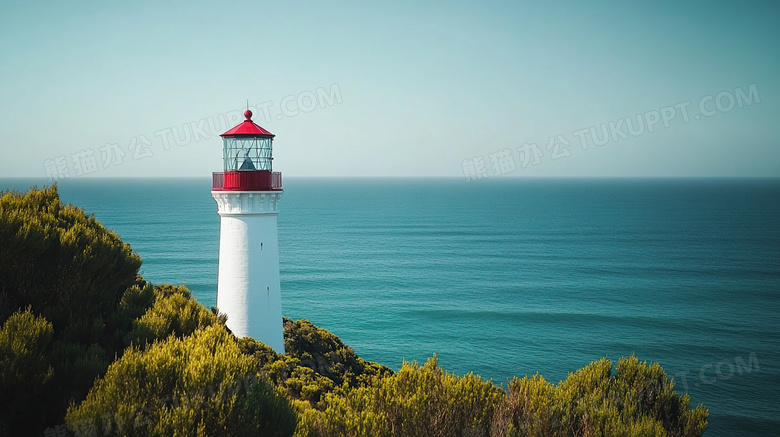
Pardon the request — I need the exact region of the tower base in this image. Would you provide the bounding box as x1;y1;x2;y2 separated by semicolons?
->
212;190;284;353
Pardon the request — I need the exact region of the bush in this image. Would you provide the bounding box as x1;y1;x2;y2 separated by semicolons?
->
0;185;141;334
125;284;222;347
309;355;504;437
0;309;54;434
66;325;297;436
283;319;392;394
491;357;708;437
0;186;144;434
296;355;708;437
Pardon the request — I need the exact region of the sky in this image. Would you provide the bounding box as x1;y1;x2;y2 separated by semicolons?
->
0;0;778;179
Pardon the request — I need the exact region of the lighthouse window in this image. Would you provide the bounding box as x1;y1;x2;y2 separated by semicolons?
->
222;137;273;172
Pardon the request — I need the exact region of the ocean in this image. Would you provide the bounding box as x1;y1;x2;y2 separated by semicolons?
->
2;177;779;436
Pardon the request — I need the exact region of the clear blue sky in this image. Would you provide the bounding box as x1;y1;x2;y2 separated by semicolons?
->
1;0;778;178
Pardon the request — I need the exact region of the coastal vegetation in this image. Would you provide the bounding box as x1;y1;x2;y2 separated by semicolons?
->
0;186;708;436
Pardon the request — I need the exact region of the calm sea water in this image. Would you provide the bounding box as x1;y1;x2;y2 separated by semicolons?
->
3;177;779;436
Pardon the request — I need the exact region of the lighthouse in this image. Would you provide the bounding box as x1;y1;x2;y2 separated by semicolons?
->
211;109;285;353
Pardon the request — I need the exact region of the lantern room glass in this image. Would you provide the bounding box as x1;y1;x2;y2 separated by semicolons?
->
222;137;273;172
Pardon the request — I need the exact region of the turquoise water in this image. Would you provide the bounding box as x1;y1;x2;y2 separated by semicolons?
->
3;177;779;436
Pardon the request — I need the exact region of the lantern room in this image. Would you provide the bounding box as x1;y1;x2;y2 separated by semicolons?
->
212;109;282;191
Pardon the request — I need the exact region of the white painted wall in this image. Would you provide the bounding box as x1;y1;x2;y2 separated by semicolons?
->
212;191;285;353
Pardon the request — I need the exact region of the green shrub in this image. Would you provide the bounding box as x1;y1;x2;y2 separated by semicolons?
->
125;284;221;347
283;319;392;392
0;309;54;434
491;356;708;437
614;356;708;436
311;355;503;437
66;324;296;436
0;185;141;333
298;354;708;437
0;186;144;434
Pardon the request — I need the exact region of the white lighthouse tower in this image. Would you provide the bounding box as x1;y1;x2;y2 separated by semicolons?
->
211;109;285;353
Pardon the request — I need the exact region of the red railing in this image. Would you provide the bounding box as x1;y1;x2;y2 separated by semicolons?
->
212;171;282;191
